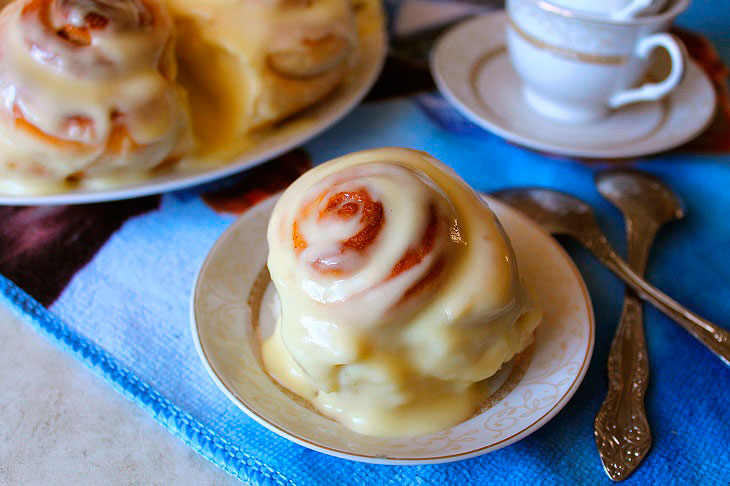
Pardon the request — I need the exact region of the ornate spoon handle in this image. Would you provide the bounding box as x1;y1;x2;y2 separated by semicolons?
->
582;229;730;366
594;218;657;481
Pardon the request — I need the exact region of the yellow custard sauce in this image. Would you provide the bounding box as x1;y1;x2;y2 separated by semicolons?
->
263;148;542;437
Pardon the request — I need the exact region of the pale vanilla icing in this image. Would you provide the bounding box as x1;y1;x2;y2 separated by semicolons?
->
0;0;191;193
264;148;542;437
167;0;357;155
0;0;373;195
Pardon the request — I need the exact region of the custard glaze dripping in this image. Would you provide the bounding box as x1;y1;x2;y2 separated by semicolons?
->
264;148;542;437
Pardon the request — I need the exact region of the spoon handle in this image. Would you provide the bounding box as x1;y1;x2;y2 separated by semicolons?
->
594;220;657;481
586;233;730;367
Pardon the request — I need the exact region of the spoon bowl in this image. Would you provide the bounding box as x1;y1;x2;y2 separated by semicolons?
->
494;188;600;241
596;170;685;228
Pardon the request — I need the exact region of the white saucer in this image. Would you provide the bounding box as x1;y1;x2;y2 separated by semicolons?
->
431;12;717;159
191;194;594;465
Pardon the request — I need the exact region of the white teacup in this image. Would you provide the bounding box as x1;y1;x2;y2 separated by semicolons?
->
506;0;689;122
545;0;669;20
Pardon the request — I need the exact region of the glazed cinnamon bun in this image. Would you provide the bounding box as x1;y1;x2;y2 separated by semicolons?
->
0;0;191;190
166;0;357;154
264;148;542;436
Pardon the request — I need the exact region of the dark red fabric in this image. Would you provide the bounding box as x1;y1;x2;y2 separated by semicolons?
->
0;196;159;306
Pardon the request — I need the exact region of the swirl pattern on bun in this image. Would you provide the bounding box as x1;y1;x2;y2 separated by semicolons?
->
289;163;451;311
0;0;191;185
265;148;542;437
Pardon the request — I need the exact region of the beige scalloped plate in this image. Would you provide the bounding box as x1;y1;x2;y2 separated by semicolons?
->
191;194;595;465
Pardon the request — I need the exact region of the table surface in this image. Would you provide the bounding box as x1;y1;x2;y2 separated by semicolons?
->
1;1;727;484
0;303;239;485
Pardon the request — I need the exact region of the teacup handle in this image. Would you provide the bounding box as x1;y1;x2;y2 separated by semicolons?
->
608;34;685;109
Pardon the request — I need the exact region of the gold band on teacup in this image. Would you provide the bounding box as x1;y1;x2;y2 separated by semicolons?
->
507;17;628;65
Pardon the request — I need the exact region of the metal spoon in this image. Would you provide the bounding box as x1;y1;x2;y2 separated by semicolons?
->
593;170;684;481
493;188;730;366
